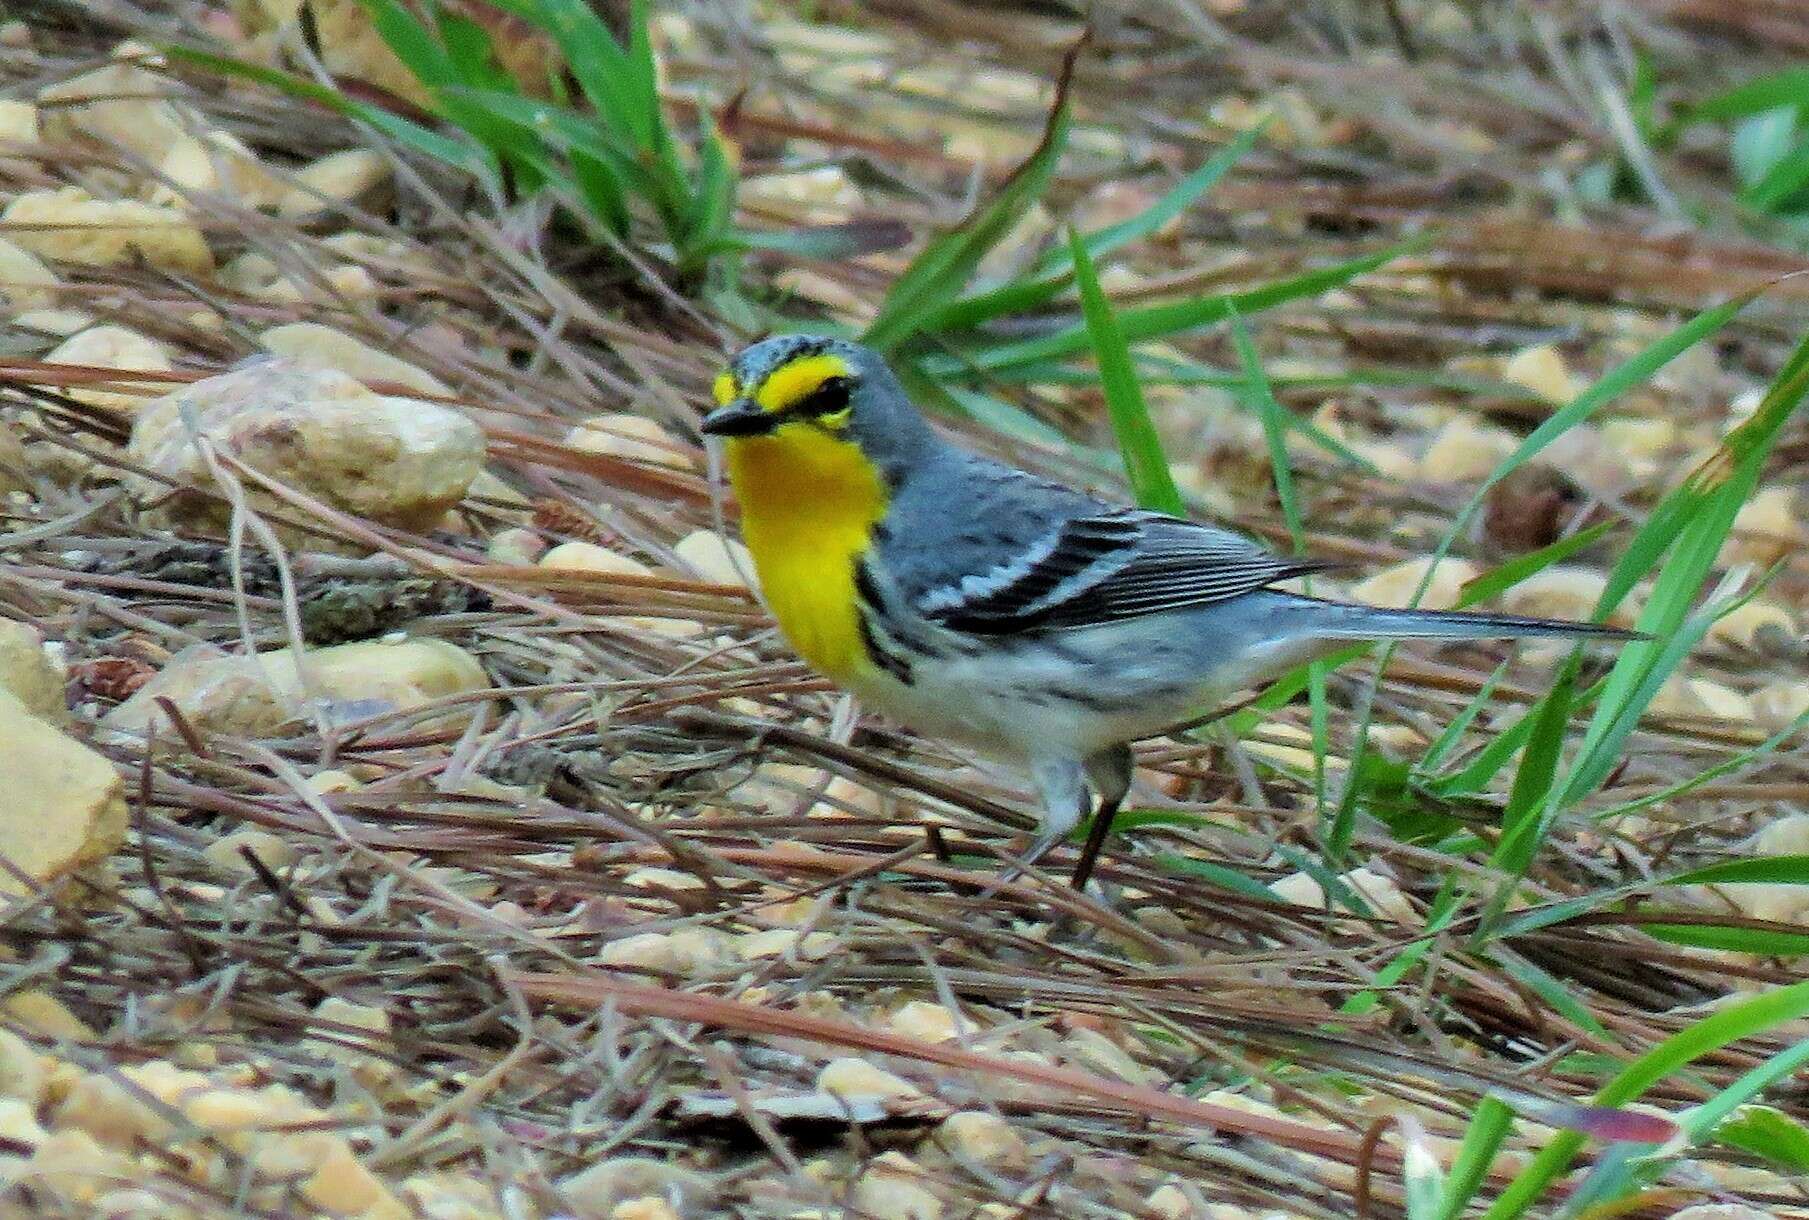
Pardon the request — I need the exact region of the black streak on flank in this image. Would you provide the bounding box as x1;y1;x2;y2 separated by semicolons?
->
853;559;885;612
852;560;913;684
858;612;914;685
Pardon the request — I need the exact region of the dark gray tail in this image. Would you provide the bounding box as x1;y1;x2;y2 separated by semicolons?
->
1304;597;1643;643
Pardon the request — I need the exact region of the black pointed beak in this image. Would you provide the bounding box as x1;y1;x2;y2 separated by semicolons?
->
701;398;776;438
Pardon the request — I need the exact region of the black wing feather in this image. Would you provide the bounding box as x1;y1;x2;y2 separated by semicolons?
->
923;509;1334;634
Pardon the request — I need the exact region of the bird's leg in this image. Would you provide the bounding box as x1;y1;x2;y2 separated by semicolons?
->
982;758;1089;892
1070;744;1133;890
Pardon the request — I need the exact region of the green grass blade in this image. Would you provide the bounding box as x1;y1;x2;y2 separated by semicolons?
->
915;123;1267;335
1412;290;1757;610
1665;855;1809;886
353;0;460;89
1436;1095;1514;1220
969;239;1422;373
1069;227;1184;515
1492;950;1611;1037
1586;707;1809;826
1569;1044;1809;1211
1152;853;1279;901
569;148;631;235
162;45;493;174
1481;980;1809;1219
1666;67;1809;136
1456;521;1616;609
488;0;647;146
1487;653;1579;879
863;47;1078;353
1417;661;1509;773
1708;1104;1809;1172
1056;123;1266;271
1642;921;1809;955
1227;307;1339;843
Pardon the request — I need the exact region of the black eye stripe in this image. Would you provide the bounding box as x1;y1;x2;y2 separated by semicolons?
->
792;376;852;418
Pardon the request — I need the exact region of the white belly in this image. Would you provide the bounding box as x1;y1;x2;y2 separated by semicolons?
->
844;635;1212;764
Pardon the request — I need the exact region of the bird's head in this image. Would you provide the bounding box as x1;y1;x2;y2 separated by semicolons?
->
700;335;934;479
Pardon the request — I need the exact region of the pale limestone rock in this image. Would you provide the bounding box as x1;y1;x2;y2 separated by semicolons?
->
674;529;756;590
0;1097;47;1149
400;1173;508;1220
735;928;835;960
1366;722;1427;758
623;866;705;891
850;1152;943;1220
1418;416;1516;483
151;128;285;209
0;422;26;497
297;1133;408;1216
740;166;863;225
539;543;702;638
221;250;377;304
305;996;394;1088
1721;486;1803;569
1351;557;1478;611
540;541;651;576
566;413;693;470
0;1029;47;1104
1350;437;1421;480
307;768;363;794
1146;1184;1193;1219
1752;681;1809;733
1270;870;1324;907
1342;866;1416;923
935;1110;1027;1169
1063;1027;1156;1085
19;1127;133;1206
1244;721;1327;774
277;148;391;217
1668;1207;1776;1220
201;828;296;874
1705;601;1797;653
127;359;483;532
9;307;94;337
53;1065;184;1147
0;618;64;722
0;237;61;310
889;1000;960;1044
1271;867;1413;921
43;324;173;411
559;1156;715;1219
1499;566;1634;627
0;188;212;274
1755;814;1809;860
818;1057;923;1103
236;0;436;107
1601;417;1676;460
37;55;190;164
612;1199;682;1220
1543;423;1649;493
1500;344;1578;403
102;637;490;741
597;928;736;975
260;321;449;396
0;689;127;895
0;98;37;143
1648;675;1754;722
2;989;96;1039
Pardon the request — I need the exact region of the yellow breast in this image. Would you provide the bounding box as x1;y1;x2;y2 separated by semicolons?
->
726;426;888;682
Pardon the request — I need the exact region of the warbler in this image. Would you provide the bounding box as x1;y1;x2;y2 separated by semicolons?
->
701;334;1632;888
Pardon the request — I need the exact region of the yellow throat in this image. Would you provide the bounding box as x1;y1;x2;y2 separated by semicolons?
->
718;359;889;682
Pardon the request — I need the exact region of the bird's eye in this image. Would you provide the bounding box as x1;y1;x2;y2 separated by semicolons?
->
797;376;853;424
